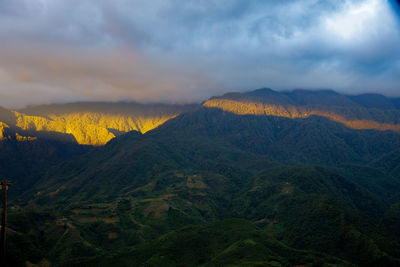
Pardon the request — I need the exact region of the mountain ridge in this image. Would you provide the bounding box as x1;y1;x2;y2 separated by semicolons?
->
204;88;400;132
1;88;400;146
0;102;197;145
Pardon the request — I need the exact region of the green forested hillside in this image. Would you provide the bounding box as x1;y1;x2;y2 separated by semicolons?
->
3;90;400;266
60;219;353;267
0;138;91;199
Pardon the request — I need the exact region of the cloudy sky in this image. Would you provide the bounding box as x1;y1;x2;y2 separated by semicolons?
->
0;0;400;108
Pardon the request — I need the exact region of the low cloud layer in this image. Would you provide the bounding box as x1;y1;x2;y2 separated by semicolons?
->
0;0;400;108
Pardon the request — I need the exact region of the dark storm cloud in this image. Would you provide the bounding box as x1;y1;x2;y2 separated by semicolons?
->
0;0;399;108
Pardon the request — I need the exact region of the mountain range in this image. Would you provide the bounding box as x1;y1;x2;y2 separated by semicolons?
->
2;88;400;267
0;102;196;145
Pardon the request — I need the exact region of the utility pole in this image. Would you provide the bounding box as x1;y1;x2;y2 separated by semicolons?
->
0;179;11;267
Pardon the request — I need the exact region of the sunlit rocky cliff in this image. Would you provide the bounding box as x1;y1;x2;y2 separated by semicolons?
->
0;102;196;145
0;122;8;140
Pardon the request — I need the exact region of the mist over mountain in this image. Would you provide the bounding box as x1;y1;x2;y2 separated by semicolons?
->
2;0;400;108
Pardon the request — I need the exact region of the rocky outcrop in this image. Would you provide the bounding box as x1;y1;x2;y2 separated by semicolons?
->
0;122;8;140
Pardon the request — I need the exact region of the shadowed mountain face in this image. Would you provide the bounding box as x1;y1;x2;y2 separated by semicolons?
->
4;89;400;266
24;107;400;205
204;88;400;132
0;102;197;145
13;108;400;266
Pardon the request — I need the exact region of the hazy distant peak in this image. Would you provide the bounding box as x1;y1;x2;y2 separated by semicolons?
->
284;89;355;107
246;87;275;95
210;88;398;109
212;88;294;105
350;94;396;110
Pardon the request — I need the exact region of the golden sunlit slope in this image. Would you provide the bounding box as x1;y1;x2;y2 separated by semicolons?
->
203;89;400;132
12;111;176;145
0;103;196;145
0;122;8;140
